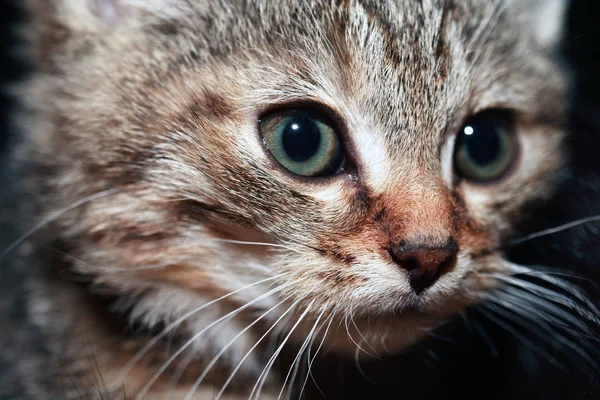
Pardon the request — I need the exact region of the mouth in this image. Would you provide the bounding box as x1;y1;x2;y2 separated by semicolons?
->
281;286;476;358
285;310;441;358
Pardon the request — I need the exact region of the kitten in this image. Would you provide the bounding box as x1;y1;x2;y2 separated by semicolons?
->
1;0;597;399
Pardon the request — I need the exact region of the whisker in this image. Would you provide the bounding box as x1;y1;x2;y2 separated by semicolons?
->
250;299;315;400
353;343;375;384
0;189;119;260
496;285;595;334
298;314;334;400
488;273;600;324
502;267;598;286
278;306;327;400
114;274;284;389
350;313;381;359
214;300;301;400
199;238;302;254
291;314;323;400
468;316;499;358
504;263;600;295
343;313;376;382
134;278;303;399
168;311;237;388
509;215;600;246
344;313;378;359
484;293;598;369
479;302;567;371
183;297;289;400
423;347;443;366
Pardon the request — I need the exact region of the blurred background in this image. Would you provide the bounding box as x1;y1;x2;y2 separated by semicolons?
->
0;1;599;399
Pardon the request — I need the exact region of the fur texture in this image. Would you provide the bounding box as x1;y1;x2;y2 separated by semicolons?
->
4;0;597;399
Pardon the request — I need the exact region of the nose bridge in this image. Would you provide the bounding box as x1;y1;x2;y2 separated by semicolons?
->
410;185;453;237
383;175;455;240
380;175;458;293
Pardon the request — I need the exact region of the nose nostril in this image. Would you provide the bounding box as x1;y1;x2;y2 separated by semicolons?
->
388;237;458;293
403;258;419;271
408;256;453;293
388;249;419;271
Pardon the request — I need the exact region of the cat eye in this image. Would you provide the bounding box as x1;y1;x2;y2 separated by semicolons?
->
259;109;344;177
454;110;517;182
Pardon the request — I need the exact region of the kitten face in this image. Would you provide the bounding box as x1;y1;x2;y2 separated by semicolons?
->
27;0;568;357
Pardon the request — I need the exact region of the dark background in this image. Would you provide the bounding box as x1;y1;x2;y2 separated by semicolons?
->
1;1;600;399
0;0;27;157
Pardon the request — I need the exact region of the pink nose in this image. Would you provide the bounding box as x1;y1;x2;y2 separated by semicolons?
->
388;237;458;293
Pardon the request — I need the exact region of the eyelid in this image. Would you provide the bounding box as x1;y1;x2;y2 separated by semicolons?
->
256;101;361;184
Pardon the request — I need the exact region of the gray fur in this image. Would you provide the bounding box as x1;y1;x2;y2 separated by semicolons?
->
1;0;572;398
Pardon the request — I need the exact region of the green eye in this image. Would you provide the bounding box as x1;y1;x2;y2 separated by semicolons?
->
259;109;344;177
454;110;518;182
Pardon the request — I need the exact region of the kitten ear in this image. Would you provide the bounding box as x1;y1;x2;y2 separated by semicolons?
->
530;0;569;48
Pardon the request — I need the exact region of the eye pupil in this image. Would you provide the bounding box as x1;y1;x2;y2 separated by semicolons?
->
461;123;502;166
281;117;322;162
454;110;516;182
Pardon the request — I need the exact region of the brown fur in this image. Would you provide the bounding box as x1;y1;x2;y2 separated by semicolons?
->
4;0;570;398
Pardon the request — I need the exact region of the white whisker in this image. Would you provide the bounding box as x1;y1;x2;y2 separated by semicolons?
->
298;314;334;400
200;238;302;254
344;313;378;359
183;298;289;400
1;189;119;260
485;292;599;369
134;277;303;399
250;299;315;400
168;312;237;388
278;306;326;400
354;343;374;383
214;300;301;400
480;302;567;371
114;274;283;389
350;313;381;359
504;263;600;300
489;273;600;324
510;215;600;245
497;286;593;332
